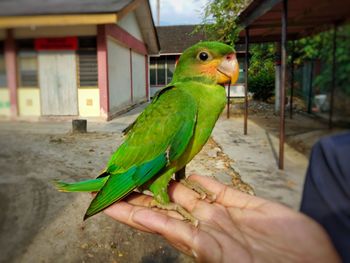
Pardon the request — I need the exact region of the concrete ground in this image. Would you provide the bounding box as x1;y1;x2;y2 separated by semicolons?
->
213;117;308;209
0;104;311;263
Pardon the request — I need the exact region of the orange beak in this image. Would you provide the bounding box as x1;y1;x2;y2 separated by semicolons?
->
216;53;239;85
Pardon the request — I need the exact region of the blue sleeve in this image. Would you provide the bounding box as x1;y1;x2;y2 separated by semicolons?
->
300;132;350;262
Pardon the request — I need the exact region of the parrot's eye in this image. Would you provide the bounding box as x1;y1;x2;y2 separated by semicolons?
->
197;51;211;61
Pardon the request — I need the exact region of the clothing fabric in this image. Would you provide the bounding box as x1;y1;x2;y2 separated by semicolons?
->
300;132;350;262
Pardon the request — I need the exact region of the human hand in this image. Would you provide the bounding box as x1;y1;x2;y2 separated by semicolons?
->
104;175;340;263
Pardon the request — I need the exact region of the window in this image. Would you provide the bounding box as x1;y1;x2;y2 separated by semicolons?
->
166;56;176;84
150;58;156;85
18;51;38;87
149;55;177;86
78;50;98;87
157;57;166;85
78;37;97;87
237;57;245;84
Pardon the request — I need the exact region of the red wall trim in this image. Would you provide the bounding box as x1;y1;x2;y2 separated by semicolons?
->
105;24;147;55
129;48;133;102
4;29;18;117
145;55;149;100
97;25;109;119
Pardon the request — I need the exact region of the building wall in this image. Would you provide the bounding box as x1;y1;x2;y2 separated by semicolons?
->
78;88;100;117
107;38;131;113
18;88;41;116
0;89;10;116
132;51;146;103
118;12;143;42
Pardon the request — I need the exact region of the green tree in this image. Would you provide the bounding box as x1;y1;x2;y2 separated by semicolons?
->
195;0;248;45
292;25;350;95
248;43;276;100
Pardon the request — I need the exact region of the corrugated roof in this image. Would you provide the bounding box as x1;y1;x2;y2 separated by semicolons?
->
156;25;207;54
237;0;350;42
0;0;133;16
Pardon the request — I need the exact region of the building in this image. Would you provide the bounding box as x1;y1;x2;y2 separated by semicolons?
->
150;25;246;97
0;0;159;120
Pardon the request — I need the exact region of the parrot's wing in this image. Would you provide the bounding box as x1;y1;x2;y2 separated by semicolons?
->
84;86;197;219
122;85;173;136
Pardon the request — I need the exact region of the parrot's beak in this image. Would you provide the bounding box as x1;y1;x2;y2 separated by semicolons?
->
216;53;239;85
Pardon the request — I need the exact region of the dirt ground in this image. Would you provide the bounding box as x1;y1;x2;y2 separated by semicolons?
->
0;100;345;263
0;118;250;263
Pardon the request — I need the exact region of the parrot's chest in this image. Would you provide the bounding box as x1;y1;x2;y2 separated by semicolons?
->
193;89;226;145
176;85;226;166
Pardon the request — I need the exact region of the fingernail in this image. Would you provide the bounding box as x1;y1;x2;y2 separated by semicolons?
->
192;249;198;258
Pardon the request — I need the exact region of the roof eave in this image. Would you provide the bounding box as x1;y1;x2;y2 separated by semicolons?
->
238;0;281;28
134;0;160;54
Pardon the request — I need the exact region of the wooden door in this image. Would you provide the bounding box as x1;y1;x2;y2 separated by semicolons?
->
39;52;78;116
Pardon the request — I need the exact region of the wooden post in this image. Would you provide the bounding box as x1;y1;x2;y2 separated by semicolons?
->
227;82;231;118
289;41;295;119
307;61;314;114
279;0;287;170
72;119;87;133
329;23;338;129
4;29;18;117
244;27;250;135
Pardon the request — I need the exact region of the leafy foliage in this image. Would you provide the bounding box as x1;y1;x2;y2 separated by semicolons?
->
293;25;350;95
248;44;275;100
249;68;275;101
194;0;248;45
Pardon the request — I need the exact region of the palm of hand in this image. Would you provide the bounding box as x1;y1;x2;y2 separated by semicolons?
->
104;175;340;263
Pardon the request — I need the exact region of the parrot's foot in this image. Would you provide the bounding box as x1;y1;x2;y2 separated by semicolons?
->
150;200;199;227
180;179;216;202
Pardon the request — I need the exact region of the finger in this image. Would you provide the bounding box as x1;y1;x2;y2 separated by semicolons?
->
105;193;184;225
104;200;155;233
132;208;222;260
126;192;185;220
187;174;265;209
167;181;204;213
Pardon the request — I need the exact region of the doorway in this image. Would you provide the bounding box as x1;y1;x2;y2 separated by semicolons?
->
39;52;78;116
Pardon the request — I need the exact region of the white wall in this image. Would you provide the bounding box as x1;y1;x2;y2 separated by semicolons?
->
118;11;143;42
107;38;131;112
132;51;146;102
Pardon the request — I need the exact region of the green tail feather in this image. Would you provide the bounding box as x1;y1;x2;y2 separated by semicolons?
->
53;176;109;192
84;154;167;220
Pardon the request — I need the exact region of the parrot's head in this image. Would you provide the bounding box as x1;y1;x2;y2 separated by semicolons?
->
172;41;239;85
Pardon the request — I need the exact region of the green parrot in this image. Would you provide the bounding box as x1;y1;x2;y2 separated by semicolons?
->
54;41;239;224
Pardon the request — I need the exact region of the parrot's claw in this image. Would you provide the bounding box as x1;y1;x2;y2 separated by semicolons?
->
150;200;199;227
180;179;217;202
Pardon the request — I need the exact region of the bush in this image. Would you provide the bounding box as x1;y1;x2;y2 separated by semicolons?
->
248;69;275;101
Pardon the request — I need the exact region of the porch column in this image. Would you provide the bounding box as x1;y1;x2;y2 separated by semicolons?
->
289;41;295;119
244;27;250;135
4;29;18;117
97;25;109;119
279;0;288;170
